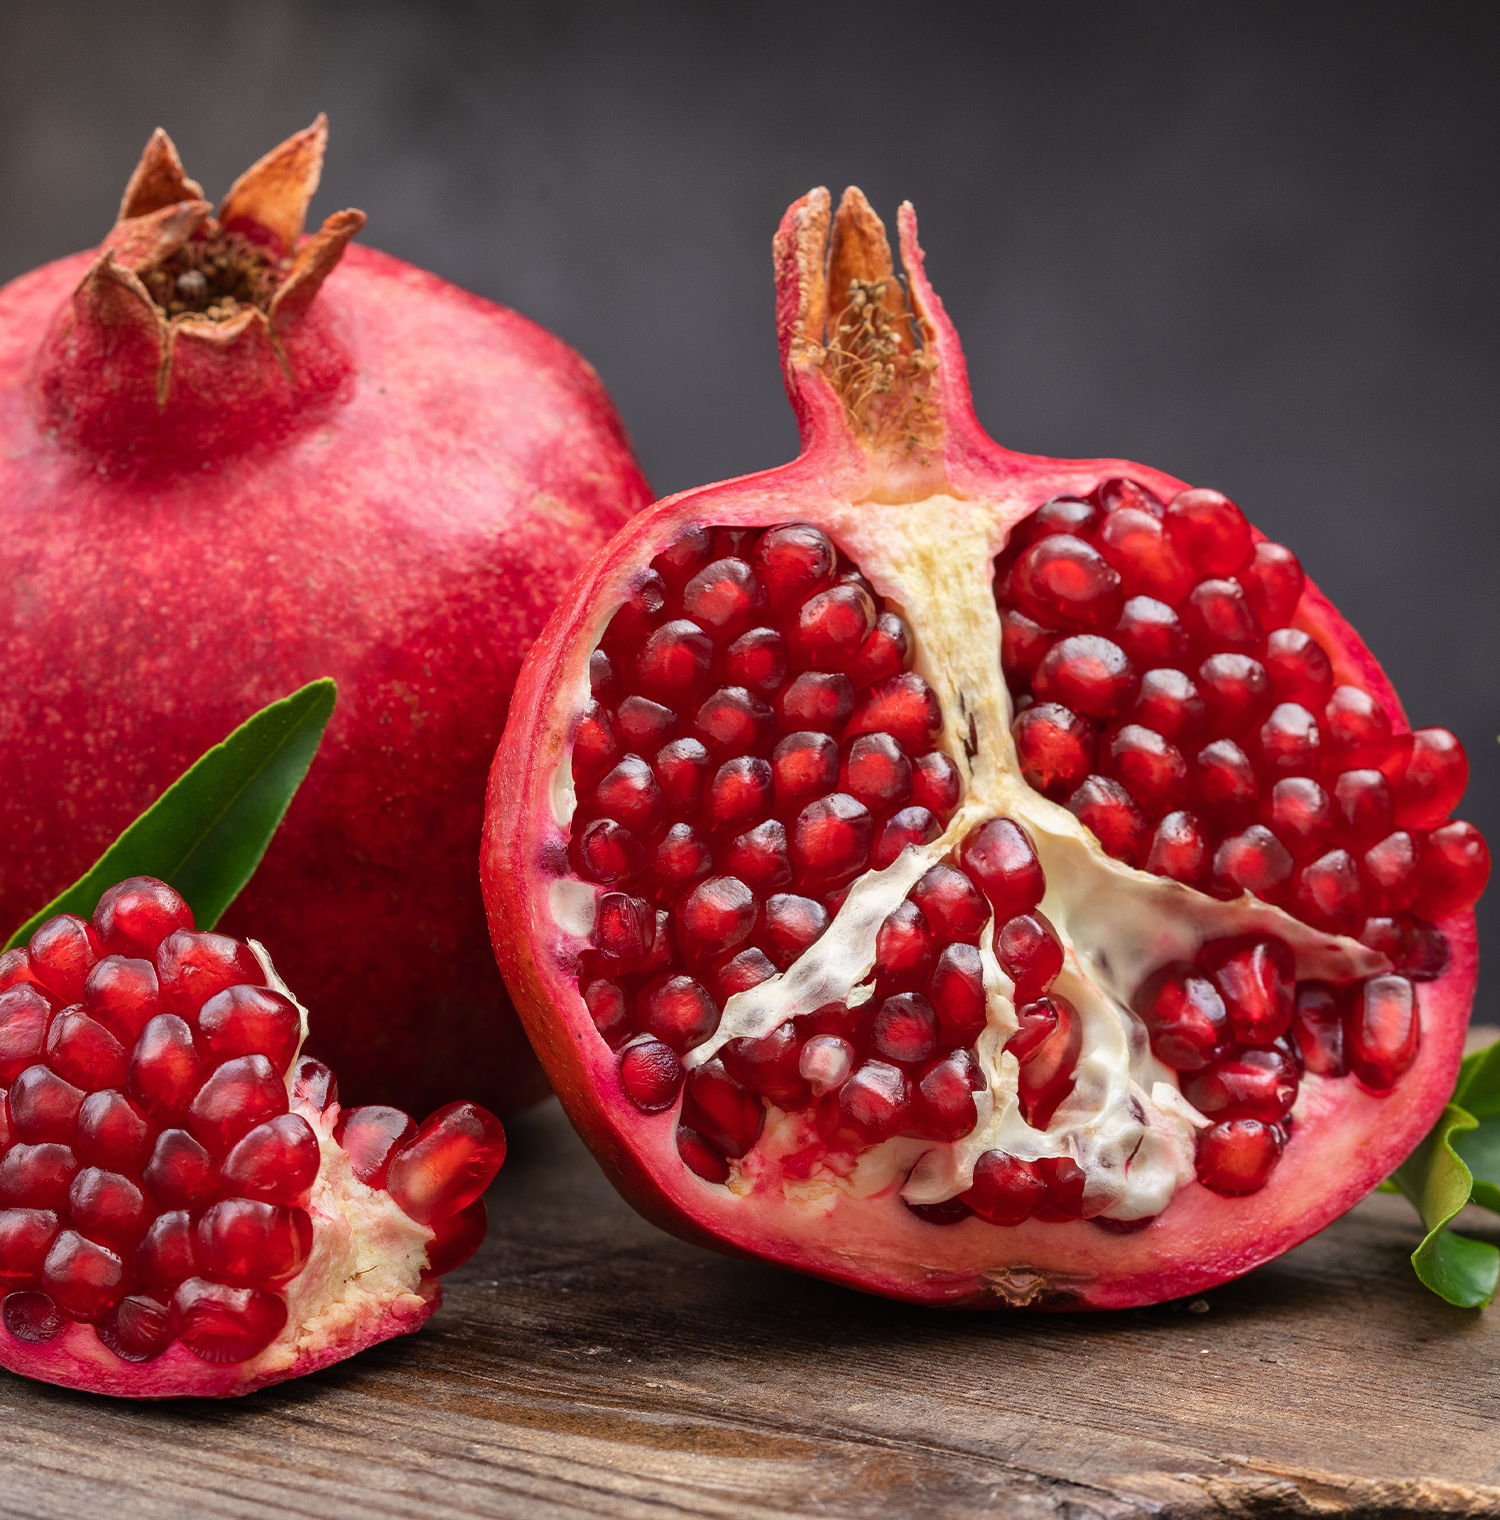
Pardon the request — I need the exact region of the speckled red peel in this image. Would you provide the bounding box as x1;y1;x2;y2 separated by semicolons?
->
0;119;652;1120
482;187;1482;1310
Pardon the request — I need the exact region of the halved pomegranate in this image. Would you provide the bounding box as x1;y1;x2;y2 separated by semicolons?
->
482;188;1486;1308
0;878;505;1395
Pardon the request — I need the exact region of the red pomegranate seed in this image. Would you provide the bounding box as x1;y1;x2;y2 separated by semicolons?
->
681;558;767;639
1032;1156;1098;1221
1145;810;1210;888
866;993;939;1067
1000;608;1053;685
1133;963;1230;1071
1013;703;1095;800
694;686;776;757
1192;739;1258;830
1345;974;1419;1089
156;931;264;1019
1023;495;1102;541
874;901;934;991
1097;478;1165;516
92;877;194;960
995;912;1063;1001
911;1049;981;1142
929;942;986;1047
909;865;990;945
1240;541;1304;625
848;612;913;690
98;1292;175;1362
196;985;301;1074
752;522;835;613
834;1061;911;1143
722;819;793;892
792;794;873;886
676;1127;730;1182
651;525;713;592
1257;702;1321;778
959;818;1045;920
1113;596;1187;669
1009;534;1123;632
1413;820;1491;918
1197;653;1272;737
1164;488;1252;576
652;737;713;815
1395;727;1468;828
650;823;713;897
135;1210;198;1289
845;673;942;751
0;1208;60;1283
0;986;54;1085
1095;506;1195;602
787;584;876;670
872;805;941;868
83;956;161;1044
1262;628;1334;709
334;1105;417;1189
603;570;668;651
593;893;656;964
188;1054;289;1155
910;751;961;815
638;973;720;1050
963;1150;1047;1226
0;949;39;993
1292;981;1346;1076
619;1039;685;1112
775;671;855;733
1196;1119;1284;1195
44;1008;128;1091
1323;685;1393;769
839;732;912;812
1015;993;1081;1129
1033;635;1136;720
589;648;620;700
1104;725;1188;819
68;1167;149;1252
583;980;630;1045
593;755;667;838
760;893;829;968
43;1229;126;1320
1067;774;1149;866
141;1129;215;1210
27;916;98;1007
771;731;840;815
634;618;715;700
75;1089;150;1174
1204;937;1293;1045
127;1014;202;1120
724;627;789;695
170;1278;287;1364
573;817;649;886
221;1116;321;1204
1211;825;1294;904
1129;668;1207;746
1183;1046;1298;1122
616;695;677;751
794;1033;850;1096
291;1057;337;1115
2;1290;64;1342
683;1060;764;1157
706;756;775;832
0;1142;77;1209
385;1100;508;1226
675;876;757;960
1332;768;1394;847
1181;577;1261;654
572;700;619;781
1362;831;1423;914
1006;998;1058;1062
8;1066;84;1143
1261;776;1333;861
723;1021;808;1106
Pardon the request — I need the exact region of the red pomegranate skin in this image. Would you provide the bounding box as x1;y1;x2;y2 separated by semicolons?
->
481;188;1477;1309
0;127;653;1117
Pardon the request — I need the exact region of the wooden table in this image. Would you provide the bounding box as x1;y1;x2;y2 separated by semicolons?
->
2;1096;1498;1519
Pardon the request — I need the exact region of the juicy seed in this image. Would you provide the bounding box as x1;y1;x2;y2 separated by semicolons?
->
792;794;874;887
1009;534;1123;631
872;806;940;868
681;558;767;638
333;1105;417;1189
994;913;1064;1002
638;974;721;1050
1067;775;1149;867
384;1102;507;1228
1345;975;1419;1090
1162;489;1251;576
619;1040;685;1112
1413;821;1490;918
1196;1120;1284;1195
760;894;830;969
156;931;264;1019
28;916;98;1005
1144;810;1210;887
1013;704;1095;800
1396;728;1468;828
1033;636;1136;719
92;878;194;960
1132;963;1229;1071
963;1151;1048;1226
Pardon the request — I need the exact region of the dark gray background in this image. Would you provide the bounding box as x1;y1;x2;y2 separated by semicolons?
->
2;1;1495;1000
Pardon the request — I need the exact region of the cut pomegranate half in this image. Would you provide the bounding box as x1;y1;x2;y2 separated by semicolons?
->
482;188;1485;1309
0;878;505;1395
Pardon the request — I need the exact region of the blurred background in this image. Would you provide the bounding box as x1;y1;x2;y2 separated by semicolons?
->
2;0;1496;998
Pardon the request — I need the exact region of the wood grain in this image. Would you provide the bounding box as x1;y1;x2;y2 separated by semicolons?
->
2;1097;1497;1519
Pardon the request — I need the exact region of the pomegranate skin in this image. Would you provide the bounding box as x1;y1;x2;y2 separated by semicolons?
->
482;187;1476;1310
0;128;652;1118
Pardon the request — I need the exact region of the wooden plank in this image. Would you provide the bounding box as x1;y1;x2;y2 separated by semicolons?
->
2;1096;1497;1519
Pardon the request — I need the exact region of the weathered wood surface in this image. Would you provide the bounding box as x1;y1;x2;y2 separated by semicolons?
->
2;1095;1498;1520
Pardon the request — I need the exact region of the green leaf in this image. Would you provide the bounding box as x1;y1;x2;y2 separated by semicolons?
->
1455;1039;1500;1121
1454;1119;1500;1215
1392;1103;1500;1309
5;680;337;949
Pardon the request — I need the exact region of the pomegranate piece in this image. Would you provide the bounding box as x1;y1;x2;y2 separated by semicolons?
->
485;186;1482;1313
0;883;506;1397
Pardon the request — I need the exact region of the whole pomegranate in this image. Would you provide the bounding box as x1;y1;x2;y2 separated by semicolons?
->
0;878;505;1396
0;120;652;1118
482;188;1489;1308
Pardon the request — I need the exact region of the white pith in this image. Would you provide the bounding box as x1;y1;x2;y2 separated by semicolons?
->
552;497;1388;1223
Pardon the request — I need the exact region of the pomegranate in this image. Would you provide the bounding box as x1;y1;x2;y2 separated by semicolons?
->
0;877;505;1396
0;120;652;1119
482;188;1487;1308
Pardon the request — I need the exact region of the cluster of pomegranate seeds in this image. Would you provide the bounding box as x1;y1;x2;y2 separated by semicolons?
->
996;478;1490;971
0;878;504;1365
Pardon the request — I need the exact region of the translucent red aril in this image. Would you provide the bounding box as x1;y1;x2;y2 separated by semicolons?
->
1211;825;1295;904
694;687;776;757
1345;975;1419;1090
1332;769;1395;847
44;1010;127;1091
724;628;788;695
776;671;855;732
839;732;912;811
638;974;720;1050
634;619;716;701
1197;654;1272;737
616;695;676;750
92;878;194;960
43;1230;126;1320
333;1105;418;1188
196;986;301;1073
9;1067;85;1143
677;1127;730;1182
1000;609;1053;684
1240;541;1304;625
1395;728;1468;828
171;1279;288;1364
1323;685;1393;769
0;1143;78;1209
1257;703;1321;778
1133;964;1229;1070
1183;1047;1298;1122
681;558;767;638
75;1090;151;1174
1006;998;1058;1062
1262;776;1333;861
651;526;712;592
1129;668;1207;746
1021;494;1100;541
1013;704;1095;800
791;794;874;887
1067;775;1149;866
142;1129;217;1210
1182;578;1261;654
68;1168;150;1253
590;649;620;700
846;673;942;752
384;1101;508;1226
3;1290;64;1343
874;901;934;990
572;701;619;779
872;806;941;868
910;751;961;815
909;865;989;944
156;932;264;1019
424;1197;490;1277
1263;628;1334;709
1009;534;1123;631
911;1050;981;1142
0;1209;60;1282
1192;739;1258;829
83;957;161;1044
1361;830;1423;915
786;583;875;670
796;1034;851;1097
929;943;986;1047
832;1061;912;1144
1145;811;1209;887
752;522;835;614
594;894;656;964
602;569;667;648
574;817;649;886
0;951;38;993
593;756;667;838
1104;726;1188;818
1095;506;1194;602
683;1061;764;1158
675;876;757;961
619;1040;685;1112
221;1116;321;1203
963;1151;1048;1226
1204;938;1293;1045
959;818;1045;920
99;1294;175;1362
1033;635;1136;720
1113;596;1187;669
1292;982;1346;1076
707;756;775;832
1015;994;1081;1128
650;823;713;897
848;612;913;689
760;894;829;969
995;912;1064;1001
652;737;712;814
1164;488;1252;575
1196;1120;1284;1195
866;993;939;1066
1293;849;1365;935
28;916;98;1005
196;1200;312;1287
723;820;793;891
0;986;52;1084
1413;821;1491;918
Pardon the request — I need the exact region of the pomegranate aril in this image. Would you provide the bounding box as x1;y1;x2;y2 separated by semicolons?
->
1413;820;1490;918
834;1061;911;1144
1292;981;1346;1076
1023;495;1101;541
634;618;715;701
189;1054;289;1154
874;901;934;991
1104;725;1188;819
593;893;656;965
1095;506;1194;602
195;984;301;1075
792;793;873;887
1241;541;1304;625
1322;688;1391;773
1262;776;1334;861
92;877;194;959
1006;998;1058;1063
616;695;677;751
1164;488;1251;576
1134;963;1230;1071
1345;974;1419;1090
290;1056;338;1114
798;1033;853;1097
583;980;631;1046
134;1210;198;1289
574;817;649;886
760;893;830;968
911;1049;981;1141
142;1129;216;1210
787;583;875;670
2;1290;64;1343
572;700;619;781
68;1167;149;1252
0;1143;77;1209
845;673;942;752
1395;728;1468;828
332;1105;417;1190
723;627;789;697
98;1293;174;1362
872;806;941;869
424;1195;489;1276
847;612;912;690
0;985;53;1083
675;876;757;962
75;1090;150;1173
620;1039;685;1113
776;671;855;734
171;1278;287;1364
959;818;1044;920
963;1150;1047;1226
156;931;264;1019
639;973;720;1050
706;756;775;832
1193;739;1258;830
196;1200;312;1287
42;1229;126;1320
909;865;989;946
1332;769;1395;847
1014;704;1095;800
677;1127;730;1182
1183;1047;1298;1122
771;731;840;815
1033;636;1136;720
681;558;766;638
723;1021;809;1106
1197;654;1272;737
1212;825;1295;905
1015;993;1081;1129
589;648;620;701
910;751;961;816
42;1006;127;1092
0;949;39;993
221;1115;321;1204
866;992;939;1067
82;956;161;1045
694;686;776;757
839;731;912;811
683;1060;764;1158
603;571;668;650
651;525;713;592
1009;533;1123;632
385;1100;507;1226
593;755;667;839
652;737;712;816
1196;1119;1284;1195
1205;937;1293;1045
1000;608;1053;685
722;819;793;892
1182;577;1261;654
8;1065;85;1142
1129;668;1207;747
0;1208;60;1283
1145;810;1210;888
995;912;1063;1002
1113;596;1187;669
1357;830;1422;917
27;914;98;1005
1068;774;1149;866
751;522;835;613
1257;702;1321;778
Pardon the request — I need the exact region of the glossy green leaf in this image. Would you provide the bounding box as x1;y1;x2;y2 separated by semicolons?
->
4;679;337;949
1455;1039;1500;1121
